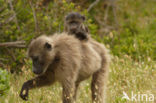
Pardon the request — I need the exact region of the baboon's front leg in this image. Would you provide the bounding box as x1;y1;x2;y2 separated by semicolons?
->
62;81;75;103
20;74;55;100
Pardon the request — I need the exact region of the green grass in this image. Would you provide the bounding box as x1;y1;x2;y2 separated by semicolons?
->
0;56;155;103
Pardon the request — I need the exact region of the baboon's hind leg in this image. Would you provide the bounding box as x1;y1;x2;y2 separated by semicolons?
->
91;68;108;103
73;81;80;100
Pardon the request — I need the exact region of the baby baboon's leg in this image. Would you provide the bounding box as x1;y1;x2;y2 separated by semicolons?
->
20;74;55;100
62;80;76;103
91;68;108;103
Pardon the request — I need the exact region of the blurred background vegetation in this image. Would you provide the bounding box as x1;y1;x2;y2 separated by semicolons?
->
0;0;156;102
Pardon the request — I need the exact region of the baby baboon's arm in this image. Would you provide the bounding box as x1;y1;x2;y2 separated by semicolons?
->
20;74;54;100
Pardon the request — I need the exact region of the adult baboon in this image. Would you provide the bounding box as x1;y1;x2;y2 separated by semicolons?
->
20;33;110;103
64;12;89;41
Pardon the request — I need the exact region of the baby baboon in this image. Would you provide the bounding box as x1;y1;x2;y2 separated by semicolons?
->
64;12;89;41
20;33;110;103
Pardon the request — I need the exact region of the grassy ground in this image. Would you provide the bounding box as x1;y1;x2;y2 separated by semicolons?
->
1;56;156;103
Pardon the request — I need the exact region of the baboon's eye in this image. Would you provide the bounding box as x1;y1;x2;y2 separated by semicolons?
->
44;42;52;50
69;21;80;25
69;21;75;24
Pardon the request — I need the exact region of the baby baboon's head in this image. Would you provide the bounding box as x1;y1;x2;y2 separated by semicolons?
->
65;12;87;34
28;36;55;75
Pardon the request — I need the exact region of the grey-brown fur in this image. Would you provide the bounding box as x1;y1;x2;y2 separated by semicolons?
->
64;12;89;41
20;33;110;103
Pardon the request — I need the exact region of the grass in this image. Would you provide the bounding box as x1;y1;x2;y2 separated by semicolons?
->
0;55;156;103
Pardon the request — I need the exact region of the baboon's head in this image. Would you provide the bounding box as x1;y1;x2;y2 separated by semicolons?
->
65;12;88;34
28;36;55;75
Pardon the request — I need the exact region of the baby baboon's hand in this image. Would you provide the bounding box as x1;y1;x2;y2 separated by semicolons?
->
20;82;29;101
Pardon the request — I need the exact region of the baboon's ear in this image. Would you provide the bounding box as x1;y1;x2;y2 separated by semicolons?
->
44;42;52;50
81;16;86;21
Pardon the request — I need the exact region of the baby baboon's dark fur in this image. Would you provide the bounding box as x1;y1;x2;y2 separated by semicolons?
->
64;12;89;41
20;33;110;103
